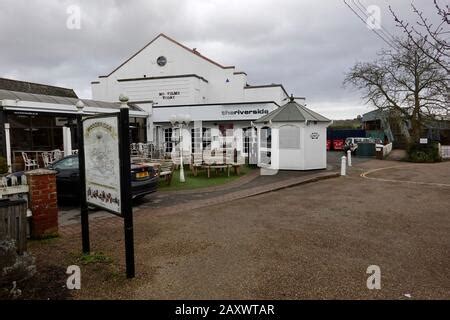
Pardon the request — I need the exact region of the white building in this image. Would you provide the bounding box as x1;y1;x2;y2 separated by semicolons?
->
91;33;306;156
254;98;331;170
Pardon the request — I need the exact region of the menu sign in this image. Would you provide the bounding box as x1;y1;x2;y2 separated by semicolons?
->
83;115;121;214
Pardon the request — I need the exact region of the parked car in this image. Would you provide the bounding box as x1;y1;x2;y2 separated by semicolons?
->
344;137;374;153
47;155;158;202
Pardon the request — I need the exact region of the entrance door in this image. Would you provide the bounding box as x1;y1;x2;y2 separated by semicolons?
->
219;124;234;149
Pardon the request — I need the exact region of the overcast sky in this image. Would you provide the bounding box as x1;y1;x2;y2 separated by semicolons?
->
0;0;442;119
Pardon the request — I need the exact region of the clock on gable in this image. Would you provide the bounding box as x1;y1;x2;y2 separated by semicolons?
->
157;56;167;67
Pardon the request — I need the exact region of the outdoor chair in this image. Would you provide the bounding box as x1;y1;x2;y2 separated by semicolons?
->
231;151;245;175
171;150;191;169
22;152;38;171
157;159;175;185
41;152;51;167
52;149;63;162
191;152;203;176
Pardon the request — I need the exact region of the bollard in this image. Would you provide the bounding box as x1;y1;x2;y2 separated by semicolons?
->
341;156;347;176
347;150;352;167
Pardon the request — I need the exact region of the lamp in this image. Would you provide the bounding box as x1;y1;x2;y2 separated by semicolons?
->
169;114;192;182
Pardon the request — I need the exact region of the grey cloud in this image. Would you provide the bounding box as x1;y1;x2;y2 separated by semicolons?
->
0;0;443;119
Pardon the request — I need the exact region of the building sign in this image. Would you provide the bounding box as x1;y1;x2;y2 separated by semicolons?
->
310;132;320;139
221;108;269;116
83;115;121;214
152;103;277;122
419;138;428;144
159;91;180;100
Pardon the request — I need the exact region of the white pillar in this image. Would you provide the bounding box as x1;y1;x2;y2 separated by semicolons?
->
146;117;153;143
63;126;72;156
341;156;347;176
347;150;352;167
179;124;185;183
5;123;12;173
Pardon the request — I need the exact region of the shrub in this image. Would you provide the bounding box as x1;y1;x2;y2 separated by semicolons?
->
406;142;441;163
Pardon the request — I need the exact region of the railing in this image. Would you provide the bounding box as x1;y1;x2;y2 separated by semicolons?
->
12;150;64;172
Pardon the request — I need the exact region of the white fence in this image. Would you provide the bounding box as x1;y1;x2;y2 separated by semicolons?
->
439;144;450;160
382;143;393;157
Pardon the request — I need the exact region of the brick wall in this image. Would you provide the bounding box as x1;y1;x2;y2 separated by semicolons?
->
25;169;58;238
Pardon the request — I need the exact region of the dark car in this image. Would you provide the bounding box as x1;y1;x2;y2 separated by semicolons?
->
47;155;158;202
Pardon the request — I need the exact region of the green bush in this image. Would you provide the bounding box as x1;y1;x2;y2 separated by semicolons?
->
407;142;441;163
0;157;8;174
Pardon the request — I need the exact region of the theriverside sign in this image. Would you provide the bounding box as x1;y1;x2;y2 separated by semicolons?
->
83;115;121;214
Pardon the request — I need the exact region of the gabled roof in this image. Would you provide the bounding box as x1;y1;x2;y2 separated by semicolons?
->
0;77;78;98
101;33;235;78
254;97;330;123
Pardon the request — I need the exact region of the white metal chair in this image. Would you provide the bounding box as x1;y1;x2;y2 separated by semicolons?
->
41;152;51;167
22;152;39;171
52;149;63;162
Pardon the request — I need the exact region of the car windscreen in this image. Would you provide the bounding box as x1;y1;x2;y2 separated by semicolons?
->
54;157;79;170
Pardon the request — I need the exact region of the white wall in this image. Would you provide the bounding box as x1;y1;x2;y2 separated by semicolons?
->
92;34;289;106
256;121;329;171
303;123;328;170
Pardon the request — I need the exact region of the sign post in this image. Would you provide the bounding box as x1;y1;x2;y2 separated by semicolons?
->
118;95;135;278
76;100;90;254
78;95;135;278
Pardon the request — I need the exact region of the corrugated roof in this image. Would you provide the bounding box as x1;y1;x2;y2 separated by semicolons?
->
0;89;143;112
254;98;330;123
0;78;78;98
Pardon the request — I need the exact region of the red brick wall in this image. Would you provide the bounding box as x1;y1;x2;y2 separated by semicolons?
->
26;169;58;238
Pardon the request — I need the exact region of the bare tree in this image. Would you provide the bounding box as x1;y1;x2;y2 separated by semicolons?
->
390;0;449;73
344;37;448;143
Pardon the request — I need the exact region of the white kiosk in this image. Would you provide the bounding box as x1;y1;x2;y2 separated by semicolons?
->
254;97;332;171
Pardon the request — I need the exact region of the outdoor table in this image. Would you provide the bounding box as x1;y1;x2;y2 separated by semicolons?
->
232;164;242;175
202;163;231;178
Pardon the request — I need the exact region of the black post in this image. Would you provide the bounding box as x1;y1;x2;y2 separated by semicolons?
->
119;105;135;278
77;111;90;254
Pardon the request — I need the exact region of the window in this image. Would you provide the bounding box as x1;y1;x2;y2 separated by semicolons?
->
129;117;146;143
8;113;75;151
202;128;212;149
260;127;272;149
279;125;300;149
242;127;251;154
54;156;79;170
260;126;272;165
191;128;202;153
164;128;173;153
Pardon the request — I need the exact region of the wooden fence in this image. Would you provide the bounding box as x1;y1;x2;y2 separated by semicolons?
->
0;199;28;254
